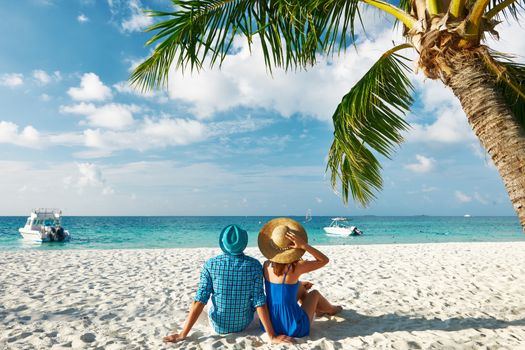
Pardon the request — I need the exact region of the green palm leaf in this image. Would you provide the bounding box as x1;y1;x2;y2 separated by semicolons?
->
130;0;360;91
483;51;525;127
495;61;525;127
327;47;414;206
484;0;524;21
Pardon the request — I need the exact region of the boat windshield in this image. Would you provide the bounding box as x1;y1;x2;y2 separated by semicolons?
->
330;219;349;228
32;218;59;226
43;219;58;226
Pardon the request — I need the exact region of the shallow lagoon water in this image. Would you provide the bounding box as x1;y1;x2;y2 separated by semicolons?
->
0;216;523;251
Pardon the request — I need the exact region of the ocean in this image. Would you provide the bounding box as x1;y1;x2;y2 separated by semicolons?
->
0;216;524;251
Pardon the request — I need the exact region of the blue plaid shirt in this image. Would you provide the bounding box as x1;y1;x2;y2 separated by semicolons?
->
194;253;266;334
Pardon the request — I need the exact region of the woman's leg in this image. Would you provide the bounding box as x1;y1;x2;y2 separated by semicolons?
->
314;292;341;315
301;290;342;323
300;290;321;324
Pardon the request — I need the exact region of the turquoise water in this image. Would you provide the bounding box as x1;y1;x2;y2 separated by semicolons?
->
0;216;523;251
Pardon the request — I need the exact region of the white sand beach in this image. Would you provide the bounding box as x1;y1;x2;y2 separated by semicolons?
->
1;242;525;349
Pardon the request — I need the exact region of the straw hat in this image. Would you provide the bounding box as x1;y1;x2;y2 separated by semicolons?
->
258;218;308;263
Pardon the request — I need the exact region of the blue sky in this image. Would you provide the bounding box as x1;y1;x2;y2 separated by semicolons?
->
0;0;523;216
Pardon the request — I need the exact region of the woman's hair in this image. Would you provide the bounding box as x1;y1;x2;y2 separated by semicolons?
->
271;260;299;276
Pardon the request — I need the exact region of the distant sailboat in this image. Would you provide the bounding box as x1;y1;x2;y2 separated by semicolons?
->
304;209;312;223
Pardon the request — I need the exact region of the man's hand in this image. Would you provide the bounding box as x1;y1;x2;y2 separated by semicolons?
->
163;333;186;343
270;334;295;344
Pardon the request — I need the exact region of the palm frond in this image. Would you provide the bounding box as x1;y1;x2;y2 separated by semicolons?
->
484;52;525;127
399;0;413;13
130;0;361;91
393;0;412;28
484;0;523;21
327;47;414;206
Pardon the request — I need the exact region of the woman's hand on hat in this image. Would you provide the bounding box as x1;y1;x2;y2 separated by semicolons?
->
285;232;307;250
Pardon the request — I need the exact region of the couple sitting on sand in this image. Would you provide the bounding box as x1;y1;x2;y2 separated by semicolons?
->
163;218;341;344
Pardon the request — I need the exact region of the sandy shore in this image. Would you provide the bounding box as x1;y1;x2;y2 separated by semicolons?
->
1;242;525;349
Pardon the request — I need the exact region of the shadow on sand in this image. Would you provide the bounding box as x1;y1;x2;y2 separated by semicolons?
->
309;309;525;341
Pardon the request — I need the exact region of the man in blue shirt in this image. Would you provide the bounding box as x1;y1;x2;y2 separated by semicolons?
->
163;224;293;344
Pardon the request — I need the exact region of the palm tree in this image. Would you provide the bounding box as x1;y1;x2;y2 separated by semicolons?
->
130;0;525;232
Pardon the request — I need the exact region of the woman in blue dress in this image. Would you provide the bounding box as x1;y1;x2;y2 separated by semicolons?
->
258;218;342;338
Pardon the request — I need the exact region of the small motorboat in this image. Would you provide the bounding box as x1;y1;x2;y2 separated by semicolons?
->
18;208;71;242
323;217;363;236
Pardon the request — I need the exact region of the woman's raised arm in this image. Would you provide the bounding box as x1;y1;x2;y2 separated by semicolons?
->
285;232;329;274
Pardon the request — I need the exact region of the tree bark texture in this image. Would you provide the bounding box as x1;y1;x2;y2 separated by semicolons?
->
444;50;525;232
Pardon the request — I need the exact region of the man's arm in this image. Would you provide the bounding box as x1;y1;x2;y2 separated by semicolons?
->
164;263;213;343
163;301;205;343
256;305;294;344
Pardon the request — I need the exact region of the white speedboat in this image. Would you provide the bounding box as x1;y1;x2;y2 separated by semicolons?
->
323;217;363;236
18;208;71;242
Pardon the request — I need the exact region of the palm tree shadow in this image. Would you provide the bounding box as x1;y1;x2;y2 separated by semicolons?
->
309;309;525;340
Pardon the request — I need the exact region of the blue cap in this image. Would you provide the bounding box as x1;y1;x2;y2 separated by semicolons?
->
219;224;248;255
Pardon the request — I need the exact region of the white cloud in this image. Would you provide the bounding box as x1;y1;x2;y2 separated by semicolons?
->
78;162;104;188
0;121;40;148
77;14;89;23
405;77;476;144
113;80;168;102
315;197;323;203
141;117;206;144
407;105;476;144
32;70;61;85
79;117;207;155
0;113;270;157
108;0;153;33
77;163;114;195
0;73;23;87
60;102;139;129
208;117;274;137
84;104;138;129
469;142;497;170
165;26;400;120
401;73;479;145
0;161;246;214
455;190;472;203
60;102;97;115
32;70;52;84
40;93;51;102
474;192;489;205
486;15;525;64
421;185;438;193
404;155;435;173
417;78;457;112
67;73;112;101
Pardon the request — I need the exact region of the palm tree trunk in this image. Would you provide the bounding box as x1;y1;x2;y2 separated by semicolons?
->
443;50;525;232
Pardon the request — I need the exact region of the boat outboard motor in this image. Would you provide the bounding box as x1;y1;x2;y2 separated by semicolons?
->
350;227;363;236
48;226;57;241
55;227;66;241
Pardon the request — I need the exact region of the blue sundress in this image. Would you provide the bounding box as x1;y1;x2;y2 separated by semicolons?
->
263;269;310;337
